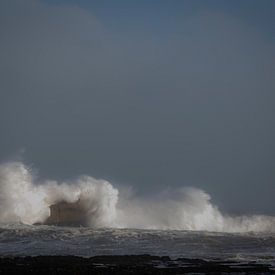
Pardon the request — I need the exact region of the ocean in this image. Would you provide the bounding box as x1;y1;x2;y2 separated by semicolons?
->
1;162;275;273
1;223;275;266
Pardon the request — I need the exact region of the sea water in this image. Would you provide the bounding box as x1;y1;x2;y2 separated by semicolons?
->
0;224;274;266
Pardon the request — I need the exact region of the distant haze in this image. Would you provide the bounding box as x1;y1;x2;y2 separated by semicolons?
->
0;0;274;214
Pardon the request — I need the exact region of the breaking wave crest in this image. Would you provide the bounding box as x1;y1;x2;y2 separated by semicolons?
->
0;161;274;232
0;162;117;227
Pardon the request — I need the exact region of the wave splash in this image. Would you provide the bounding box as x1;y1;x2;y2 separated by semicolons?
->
0;161;274;232
0;162;117;227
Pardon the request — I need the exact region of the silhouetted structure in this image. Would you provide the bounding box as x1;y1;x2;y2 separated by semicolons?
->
45;200;88;226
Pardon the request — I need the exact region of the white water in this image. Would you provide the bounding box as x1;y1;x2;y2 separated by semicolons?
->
0;161;274;232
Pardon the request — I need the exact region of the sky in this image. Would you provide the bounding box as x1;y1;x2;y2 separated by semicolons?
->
0;0;274;214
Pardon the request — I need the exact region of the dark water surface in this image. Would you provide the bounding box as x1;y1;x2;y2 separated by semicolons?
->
0;224;274;266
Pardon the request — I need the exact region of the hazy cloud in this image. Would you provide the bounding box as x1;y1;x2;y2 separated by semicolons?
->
0;0;274;214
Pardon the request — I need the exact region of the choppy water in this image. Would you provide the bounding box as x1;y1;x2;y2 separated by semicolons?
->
0;224;274;266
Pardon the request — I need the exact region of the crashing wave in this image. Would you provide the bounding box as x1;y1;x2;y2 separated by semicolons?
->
0;161;274;232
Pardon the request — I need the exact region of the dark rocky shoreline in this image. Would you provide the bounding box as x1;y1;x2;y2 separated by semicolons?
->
0;255;274;274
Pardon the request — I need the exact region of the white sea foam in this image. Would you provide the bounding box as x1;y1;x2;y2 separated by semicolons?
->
0;161;274;232
0;162;118;227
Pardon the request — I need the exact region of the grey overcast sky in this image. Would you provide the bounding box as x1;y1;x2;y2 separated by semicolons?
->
0;0;274;214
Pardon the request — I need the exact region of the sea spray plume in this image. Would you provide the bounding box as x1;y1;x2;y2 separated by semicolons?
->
0;162;118;226
115;187;225;231
0;161;274;232
41;177;118;227
0;162;49;224
116;188;275;232
223;215;275;233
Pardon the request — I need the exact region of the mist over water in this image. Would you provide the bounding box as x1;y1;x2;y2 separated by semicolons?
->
0;161;274;233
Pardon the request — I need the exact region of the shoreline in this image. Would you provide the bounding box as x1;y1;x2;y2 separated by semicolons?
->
0;255;274;274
